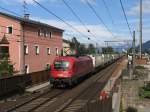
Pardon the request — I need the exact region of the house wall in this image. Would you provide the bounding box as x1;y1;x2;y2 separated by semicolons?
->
0;14;63;74
23;24;63;73
0;15;22;72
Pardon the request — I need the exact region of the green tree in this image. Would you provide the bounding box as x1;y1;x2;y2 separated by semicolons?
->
0;57;13;77
102;47;114;54
70;37;80;56
87;43;95;54
78;44;87;55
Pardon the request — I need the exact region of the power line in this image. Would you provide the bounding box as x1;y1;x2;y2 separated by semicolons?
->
119;0;132;37
101;0;115;26
0;2;95;43
0;5;22;17
33;0;93;41
86;0;116;39
23;0;28;15
0;6;90;43
62;0;88;31
61;0;98;40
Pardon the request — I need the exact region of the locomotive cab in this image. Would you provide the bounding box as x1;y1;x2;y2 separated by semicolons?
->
50;57;76;86
49;56;93;87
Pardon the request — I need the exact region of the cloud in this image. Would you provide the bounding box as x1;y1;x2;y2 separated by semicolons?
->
127;0;150;16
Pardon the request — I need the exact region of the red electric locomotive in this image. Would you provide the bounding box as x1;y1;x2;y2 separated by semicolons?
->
50;56;93;86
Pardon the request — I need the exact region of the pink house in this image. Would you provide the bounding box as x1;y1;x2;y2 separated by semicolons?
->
0;12;63;74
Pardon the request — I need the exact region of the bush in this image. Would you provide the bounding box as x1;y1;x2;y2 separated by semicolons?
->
126;107;137;112
144;83;150;91
0;57;14;77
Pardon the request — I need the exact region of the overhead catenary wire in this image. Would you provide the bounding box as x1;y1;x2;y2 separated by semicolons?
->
0;6;88;43
86;0;116;39
119;0;132;37
101;0;115;26
0;1;93;43
0;1;97;44
61;0;98;40
32;0;94;42
0;5;22;17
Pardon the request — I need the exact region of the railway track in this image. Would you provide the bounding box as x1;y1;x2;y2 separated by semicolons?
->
52;62;116;112
1;58;122;112
6;89;67;112
36;61;118;112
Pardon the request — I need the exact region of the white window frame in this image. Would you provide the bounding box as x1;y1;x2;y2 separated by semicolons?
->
6;25;13;34
49;31;52;38
38;29;41;36
55;47;59;56
46;31;49;37
24;44;29;55
35;45;40;55
38;29;43;36
44;30;47;37
47;47;51;55
46;63;50;68
25;64;29;74
46;63;50;70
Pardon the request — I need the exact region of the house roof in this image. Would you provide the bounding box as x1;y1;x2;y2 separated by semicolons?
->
0;12;64;32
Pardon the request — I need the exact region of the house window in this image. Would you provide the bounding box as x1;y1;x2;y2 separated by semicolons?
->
25;64;29;74
35;45;39;55
46;63;50;70
49;32;52;38
47;48;51;55
38;29;41;36
7;26;13;34
44;30;47;37
38;29;44;36
46;31;49;37
56;48;59;56
0;46;9;54
24;45;28;55
0;46;9;58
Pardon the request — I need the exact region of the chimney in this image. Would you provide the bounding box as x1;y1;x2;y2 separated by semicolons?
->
24;14;30;20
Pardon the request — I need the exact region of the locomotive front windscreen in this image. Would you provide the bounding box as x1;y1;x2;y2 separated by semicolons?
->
54;61;69;70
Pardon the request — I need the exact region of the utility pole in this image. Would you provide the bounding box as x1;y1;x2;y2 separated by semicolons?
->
23;0;28;16
139;0;142;59
20;0;28;74
133;31;136;69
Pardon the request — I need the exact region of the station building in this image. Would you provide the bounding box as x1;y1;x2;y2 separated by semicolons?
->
0;12;63;74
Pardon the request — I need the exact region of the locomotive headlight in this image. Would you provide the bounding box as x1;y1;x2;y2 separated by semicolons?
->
58;74;63;77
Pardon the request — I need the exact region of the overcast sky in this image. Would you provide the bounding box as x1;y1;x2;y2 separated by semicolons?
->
0;0;150;47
